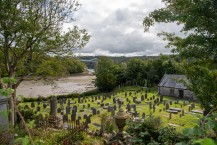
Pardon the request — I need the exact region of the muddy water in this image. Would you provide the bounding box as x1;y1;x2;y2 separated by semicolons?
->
16;74;96;98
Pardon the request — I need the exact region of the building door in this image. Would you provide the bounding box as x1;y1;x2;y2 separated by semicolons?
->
179;90;184;98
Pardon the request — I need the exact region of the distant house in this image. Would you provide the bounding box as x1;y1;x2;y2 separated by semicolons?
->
158;74;195;100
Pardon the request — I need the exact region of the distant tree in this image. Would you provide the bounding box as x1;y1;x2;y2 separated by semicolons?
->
143;0;217;114
95;57;117;92
0;0;90;125
126;58;147;85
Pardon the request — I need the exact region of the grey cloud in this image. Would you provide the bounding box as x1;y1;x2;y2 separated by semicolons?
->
72;0;181;56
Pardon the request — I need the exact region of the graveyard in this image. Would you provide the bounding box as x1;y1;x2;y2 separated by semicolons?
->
19;86;203;133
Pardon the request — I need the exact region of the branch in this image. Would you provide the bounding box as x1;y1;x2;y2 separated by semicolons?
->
13;99;35;145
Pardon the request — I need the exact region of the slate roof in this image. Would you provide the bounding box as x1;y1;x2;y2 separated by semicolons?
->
158;74;188;89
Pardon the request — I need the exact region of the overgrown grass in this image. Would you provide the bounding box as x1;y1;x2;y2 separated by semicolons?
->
19;86;202;132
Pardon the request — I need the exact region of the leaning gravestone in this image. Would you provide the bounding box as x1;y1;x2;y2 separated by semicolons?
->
0;95;10;130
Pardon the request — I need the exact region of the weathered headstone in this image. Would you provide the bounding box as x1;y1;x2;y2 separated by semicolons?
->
36;106;40;111
182;109;185;116
160;95;163;102
141;95;144;101
92;108;97;115
43;103;47;109
50;97;57;117
165;103;170;110
31;102;35;108
97;110;100;114
57;108;61;113
142;113;146;119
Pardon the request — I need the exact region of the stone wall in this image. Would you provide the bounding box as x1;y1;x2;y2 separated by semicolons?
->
158;87;196;100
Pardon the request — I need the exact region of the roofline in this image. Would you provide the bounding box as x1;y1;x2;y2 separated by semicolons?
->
158;74;167;87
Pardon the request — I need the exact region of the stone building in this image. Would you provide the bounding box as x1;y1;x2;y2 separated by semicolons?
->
158;74;195;100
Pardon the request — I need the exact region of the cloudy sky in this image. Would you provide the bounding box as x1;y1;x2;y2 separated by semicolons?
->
65;0;182;56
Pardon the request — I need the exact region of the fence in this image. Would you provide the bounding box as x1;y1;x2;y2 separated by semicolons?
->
57;121;87;145
35;115;62;129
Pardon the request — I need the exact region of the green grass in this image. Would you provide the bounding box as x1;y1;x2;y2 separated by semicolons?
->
19;86;202;132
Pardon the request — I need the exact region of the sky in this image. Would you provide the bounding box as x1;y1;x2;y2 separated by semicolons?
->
64;0;182;56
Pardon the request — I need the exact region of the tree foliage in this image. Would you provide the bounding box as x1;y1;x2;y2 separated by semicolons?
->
0;0;90;125
95;56;179;91
0;0;90;88
143;0;217;113
95;57;117;92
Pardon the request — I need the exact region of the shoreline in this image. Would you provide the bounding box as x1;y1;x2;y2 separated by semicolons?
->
16;73;96;98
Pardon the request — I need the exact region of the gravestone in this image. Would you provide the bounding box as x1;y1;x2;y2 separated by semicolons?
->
78;96;81;103
57;108;61;113
63;115;68;122
156;98;159;103
92;108;97;115
97;110;100;114
0;95;10;130
43;103;47;109
126;104;131;112
141;95;144;101
37;100;41;105
31;102;35;108
153;105;156;112
73;105;77;112
149;102;152;109
160;95;163;102
145;93;147;99
107;106;111;112
165;103;170;110
101;103;104;107
66;106;70;114
170;101;173;105
83;114;87;119
191;103;195;109
78;116;81;120
142;113;146;119
50;97;57;117
67;99;70;106
169;113;172;119
71;113;76;121
36;106;40;111
182;109;185;116
113;98;116;104
113;105;117;111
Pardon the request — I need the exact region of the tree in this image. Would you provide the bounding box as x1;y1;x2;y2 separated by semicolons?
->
95;57;117;92
0;0;90;125
126;58;147;85
143;0;217;114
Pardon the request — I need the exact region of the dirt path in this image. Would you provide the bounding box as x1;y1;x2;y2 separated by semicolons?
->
16;74;96;98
